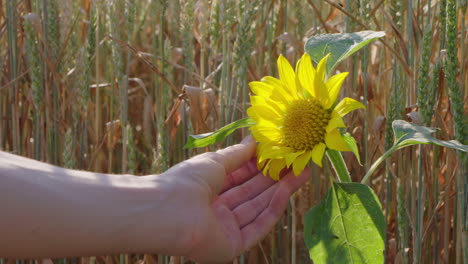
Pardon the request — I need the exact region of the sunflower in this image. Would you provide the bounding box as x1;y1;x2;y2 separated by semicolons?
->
247;53;365;180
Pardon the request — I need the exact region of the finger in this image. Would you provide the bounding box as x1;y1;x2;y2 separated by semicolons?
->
278;166;312;191
215;135;256;174
196;135;256;194
240;167;311;250
233;184;278;228
220;158;259;193
217;172;275;210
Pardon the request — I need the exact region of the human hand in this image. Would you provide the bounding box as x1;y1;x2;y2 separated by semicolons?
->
156;136;311;263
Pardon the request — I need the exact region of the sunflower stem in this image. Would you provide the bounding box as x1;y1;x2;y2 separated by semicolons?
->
362;144;399;184
326;149;351;182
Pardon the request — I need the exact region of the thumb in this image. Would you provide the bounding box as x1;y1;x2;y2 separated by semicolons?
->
215;135;256;175
196;135;256;194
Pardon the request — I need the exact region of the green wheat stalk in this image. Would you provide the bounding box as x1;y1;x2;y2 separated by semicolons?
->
46;0;60;165
7;0;20;153
155;39;173;172
62;128;76;169
47;0;60;61
120;0;135;173
360;0;372;176
458;2;468;260
209;0;221;52
294;1;305;39
387;1;407;263
219;0;236;128
24;14;44;160
445;1;468;262
180;0;195;81
180;0;195;160
446;0;466;143
108;0;125;172
414;4;434;262
397;178;409;264
230;1;258;129
153;0;171;172
126;125;137;175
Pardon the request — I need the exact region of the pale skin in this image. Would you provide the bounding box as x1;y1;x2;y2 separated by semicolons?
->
0;136;311;263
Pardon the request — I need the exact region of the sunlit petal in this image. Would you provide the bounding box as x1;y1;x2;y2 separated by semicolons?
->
247;106;281;123
258;145;292;163
296;53;316;97
262;76;293;102
277;55;298;97
249;81;273;97
249;96;285;116
334;97;366;117
284;150;305;167
326;114;346;132
269;159;286;181
292;151;312;176
250;125;282;144
314;54;330;103
311;143;326;167
324;72;349;109
325;129;351;151
257;159;267;171
262;160;272;177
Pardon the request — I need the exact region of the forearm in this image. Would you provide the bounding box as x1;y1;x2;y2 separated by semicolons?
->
0;151;186;258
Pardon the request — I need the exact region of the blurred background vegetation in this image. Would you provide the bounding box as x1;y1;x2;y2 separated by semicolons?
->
0;0;467;263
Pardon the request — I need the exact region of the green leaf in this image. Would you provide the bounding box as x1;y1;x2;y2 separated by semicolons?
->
184;117;256;148
305;31;386;74
343;132;362;165
362;120;468;184
304;182;386;264
326;149;351;182
392;120;468;152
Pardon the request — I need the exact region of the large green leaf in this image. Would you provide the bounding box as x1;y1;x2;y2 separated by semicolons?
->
304;182;386;264
305;31;386;74
184;117;256;148
392;120;468;152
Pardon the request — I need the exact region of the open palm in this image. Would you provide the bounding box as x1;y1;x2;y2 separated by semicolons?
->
165;137;311;263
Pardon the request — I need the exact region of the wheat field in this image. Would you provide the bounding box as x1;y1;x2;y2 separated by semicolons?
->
0;0;467;263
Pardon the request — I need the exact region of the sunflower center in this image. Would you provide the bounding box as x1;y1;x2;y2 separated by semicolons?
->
282;99;330;151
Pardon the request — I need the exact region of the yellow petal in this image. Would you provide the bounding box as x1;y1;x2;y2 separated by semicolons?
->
262;76;293;102
277;55;298;97
325;129;351;151
250;125;282;143
257;159;267;171
258;145;292;163
249;81;273;97
257;140;276;154
250;95;286;114
269;159;286;181
326;113;346;132
324;72;349;109
314;54;330;104
296;53;316;98
262;160;272;177
247;105;281;123
334;97;366;117
284;150;305;167
261;76;283;88
311;143;326;167
292;151;312;176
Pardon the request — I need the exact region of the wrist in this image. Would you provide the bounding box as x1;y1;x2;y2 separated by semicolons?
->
117;174;195;256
